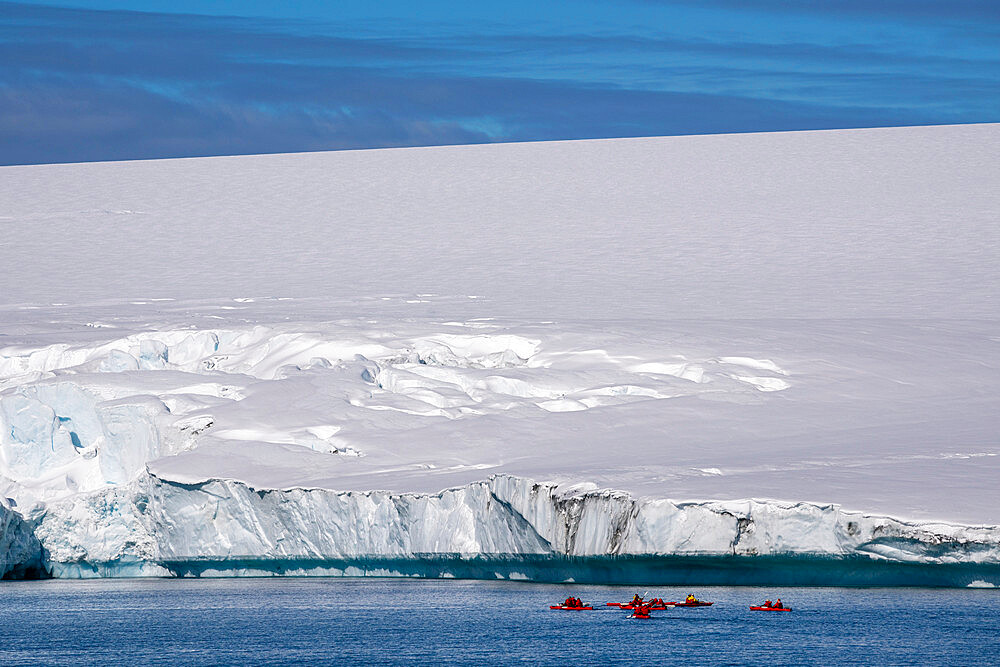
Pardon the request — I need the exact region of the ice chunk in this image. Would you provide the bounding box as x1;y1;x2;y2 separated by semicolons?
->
98;398;165;484
99;350;139;373
138;339;169;370
1;393;78;479
732;375;790;392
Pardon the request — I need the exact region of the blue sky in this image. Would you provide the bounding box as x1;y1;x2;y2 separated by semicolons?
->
2;0;998;165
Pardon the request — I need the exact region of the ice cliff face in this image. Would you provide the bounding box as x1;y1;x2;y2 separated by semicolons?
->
25;473;1000;585
0;499;41;578
489;476;1000;565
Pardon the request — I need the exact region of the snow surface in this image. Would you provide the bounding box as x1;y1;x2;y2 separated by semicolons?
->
1;124;998;577
2;125;998;319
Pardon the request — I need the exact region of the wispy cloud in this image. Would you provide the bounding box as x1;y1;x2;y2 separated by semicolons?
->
1;1;996;165
637;0;1000;23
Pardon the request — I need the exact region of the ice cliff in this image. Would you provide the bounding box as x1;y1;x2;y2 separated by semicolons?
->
22;473;1000;585
0;499;42;579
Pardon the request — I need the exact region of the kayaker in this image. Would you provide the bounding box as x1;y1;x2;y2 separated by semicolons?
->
631;594;642;606
685;594;697;603
762;599;772;608
773;598;783;609
564;597;576;607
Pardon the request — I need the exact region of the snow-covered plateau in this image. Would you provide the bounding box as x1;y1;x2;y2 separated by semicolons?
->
1;124;998;584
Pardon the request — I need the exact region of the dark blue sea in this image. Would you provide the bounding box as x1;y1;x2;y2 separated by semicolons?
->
2;579;998;665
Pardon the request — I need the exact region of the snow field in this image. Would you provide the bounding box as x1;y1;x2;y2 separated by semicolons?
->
2;125;998;320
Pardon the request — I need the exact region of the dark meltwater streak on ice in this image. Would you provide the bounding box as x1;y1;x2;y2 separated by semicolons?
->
1;579;998;665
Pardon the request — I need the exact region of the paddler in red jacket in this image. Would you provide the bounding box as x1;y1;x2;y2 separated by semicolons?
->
632;602;651;617
773;598;783;609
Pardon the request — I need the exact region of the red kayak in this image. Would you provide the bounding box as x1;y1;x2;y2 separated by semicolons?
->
610;603;668;610
550;605;593;610
615;605;669;610
669;601;713;607
609;600;669;610
750;606;791;612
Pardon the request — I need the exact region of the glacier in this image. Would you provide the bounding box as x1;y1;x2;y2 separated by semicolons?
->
1;124;998;584
22;473;1000;586
8;317;998;586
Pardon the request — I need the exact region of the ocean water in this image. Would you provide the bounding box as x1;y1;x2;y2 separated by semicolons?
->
1;579;998;665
